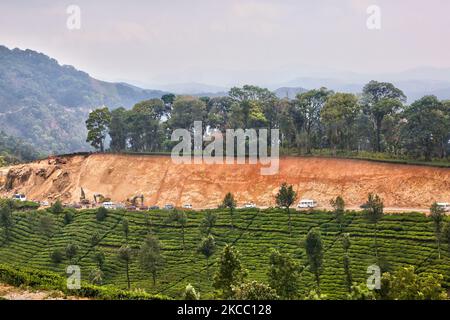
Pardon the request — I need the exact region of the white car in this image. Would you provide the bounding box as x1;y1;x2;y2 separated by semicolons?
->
298;199;317;209
244;202;256;208
12;194;27;202
437;202;450;212
102;202;116;210
183;204;193;209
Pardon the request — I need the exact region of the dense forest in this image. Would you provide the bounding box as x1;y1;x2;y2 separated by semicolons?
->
86;81;450;162
0;131;41;166
0;45;166;154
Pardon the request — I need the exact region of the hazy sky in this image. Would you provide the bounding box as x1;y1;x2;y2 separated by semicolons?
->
1;0;450;87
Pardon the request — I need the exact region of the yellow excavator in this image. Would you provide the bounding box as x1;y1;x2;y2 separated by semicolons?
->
93;193;110;204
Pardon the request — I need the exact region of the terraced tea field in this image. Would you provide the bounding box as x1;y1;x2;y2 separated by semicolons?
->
0;208;449;299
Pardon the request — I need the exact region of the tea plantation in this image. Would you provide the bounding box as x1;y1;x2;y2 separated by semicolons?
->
0;208;449;299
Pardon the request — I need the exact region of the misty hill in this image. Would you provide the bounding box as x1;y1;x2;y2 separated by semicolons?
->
0;45;167;154
283;67;450;102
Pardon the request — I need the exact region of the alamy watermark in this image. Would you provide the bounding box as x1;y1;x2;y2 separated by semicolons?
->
171;121;279;175
66;265;81;290
366;264;381;290
366;5;381;30
66;5;81;30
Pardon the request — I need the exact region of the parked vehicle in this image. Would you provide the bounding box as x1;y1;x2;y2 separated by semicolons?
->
298;199;317;209
183;204;192;209
149;205;160;210
244;202;256;208
12;194;27;202
102;202;116;210
165;204;174;210
437;202;450;212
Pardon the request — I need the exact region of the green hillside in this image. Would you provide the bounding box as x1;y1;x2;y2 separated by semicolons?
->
0;208;449;299
0;45;167;154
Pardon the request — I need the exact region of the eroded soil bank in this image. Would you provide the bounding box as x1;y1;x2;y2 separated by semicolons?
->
1;154;449;210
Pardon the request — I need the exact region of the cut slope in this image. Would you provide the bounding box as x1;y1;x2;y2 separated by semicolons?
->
1;154;450;210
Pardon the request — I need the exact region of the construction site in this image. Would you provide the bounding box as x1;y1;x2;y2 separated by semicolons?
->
0;153;449;212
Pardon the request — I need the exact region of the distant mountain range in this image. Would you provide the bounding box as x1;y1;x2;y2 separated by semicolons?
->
0;45;167;154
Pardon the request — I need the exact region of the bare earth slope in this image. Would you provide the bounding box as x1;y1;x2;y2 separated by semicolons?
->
1;154;449;210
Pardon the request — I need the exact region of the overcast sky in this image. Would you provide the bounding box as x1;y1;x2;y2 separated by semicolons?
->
1;0;449;87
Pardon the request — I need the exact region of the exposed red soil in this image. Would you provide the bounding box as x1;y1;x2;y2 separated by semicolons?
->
1;154;449;210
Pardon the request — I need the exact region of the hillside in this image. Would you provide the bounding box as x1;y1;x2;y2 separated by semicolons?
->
1;154;450;210
0;131;40;165
0;45;166;154
0;207;448;299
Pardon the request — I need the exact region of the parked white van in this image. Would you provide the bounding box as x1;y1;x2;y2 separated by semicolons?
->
12;194;27;202
102;202;116;210
298;199;317;209
437;203;450;212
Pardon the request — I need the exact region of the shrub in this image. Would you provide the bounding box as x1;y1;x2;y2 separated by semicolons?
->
39;215;54;236
93;251;105;269
96;207;108;221
50;200;64;214
90;232;101;246
184;284;200;300
63;211;75;225
66;243;79;262
50;249;64;264
232;281;279;300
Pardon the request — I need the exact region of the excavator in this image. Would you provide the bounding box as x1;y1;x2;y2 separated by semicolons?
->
79;187;90;206
93;193;110;204
127;194;145;209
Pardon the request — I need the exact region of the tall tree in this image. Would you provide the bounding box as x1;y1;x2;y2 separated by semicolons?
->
85;107;111;152
342;233;352;293
402;96;449;161
118;245;132;290
222;192;237;229
442;222;450;255
168;96;207;134
139;235;164;286
361;81;406;152
267;249;299;299
65;243;78;264
275;183;297;235
364;193;384;261
304;228;324;292
430;202;445;260
213;244;247;298
200;211;217;236
321;93;360;153
295;88;333;153
0;203;13;241
330;196;345;231
109;107;128;152
197;234;216;274
168;210;188;250
122;217;129;242
379;266;447;300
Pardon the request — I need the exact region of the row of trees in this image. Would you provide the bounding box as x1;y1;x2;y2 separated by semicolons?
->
86;81;450;161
